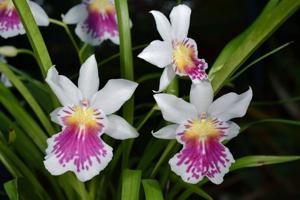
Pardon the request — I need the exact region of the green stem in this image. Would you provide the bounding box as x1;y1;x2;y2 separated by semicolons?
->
241;118;300;133
115;0;135;169
49;18;81;60
16;48;36;58
136;105;158;131
12;0;52;77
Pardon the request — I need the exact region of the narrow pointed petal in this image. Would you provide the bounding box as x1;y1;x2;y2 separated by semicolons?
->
50;107;62;125
46;66;83;106
152;124;178;139
156;65;176;92
189;81;213;114
44;105;112;182
220;121;240;142
138;40;172;68
208;87;253;121
0;6;25;38
153;93;197;124
169;4;191;41
63;4;88;24
28;0;49;26
105;114;139;140
78;55;99;100
91;79;138;115
150;10;172;42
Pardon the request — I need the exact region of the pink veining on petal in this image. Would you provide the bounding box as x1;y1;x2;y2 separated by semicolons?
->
172;39;208;82
172;117;233;182
81;2;118;40
0;6;22;33
52;105;108;173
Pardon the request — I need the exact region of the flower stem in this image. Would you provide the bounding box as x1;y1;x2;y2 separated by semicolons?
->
49;18;80;59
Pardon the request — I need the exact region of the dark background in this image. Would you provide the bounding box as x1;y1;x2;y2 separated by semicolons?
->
0;0;299;199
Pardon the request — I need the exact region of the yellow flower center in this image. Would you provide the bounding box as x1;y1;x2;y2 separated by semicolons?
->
0;0;14;10
185;119;219;140
66;106;98;128
89;0;114;13
172;43;194;73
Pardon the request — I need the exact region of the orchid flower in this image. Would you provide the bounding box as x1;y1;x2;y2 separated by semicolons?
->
0;0;49;38
153;81;252;184
63;0;120;46
138;4;208;92
44;55;139;182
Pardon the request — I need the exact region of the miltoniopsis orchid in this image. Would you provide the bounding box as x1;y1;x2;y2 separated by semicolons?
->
138;4;208;92
44;55;139;182
63;0;120;45
0;0;49;38
153;81;253;184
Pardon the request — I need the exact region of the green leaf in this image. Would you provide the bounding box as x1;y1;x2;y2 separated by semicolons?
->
4;179;19;200
229;41;292;82
142;179;164;200
121;169;142;200
230;155;300;171
0;140;50;199
0;83;47;151
4;178;42;200
12;0;52;77
0;61;55;134
210;0;300;93
115;0;135;168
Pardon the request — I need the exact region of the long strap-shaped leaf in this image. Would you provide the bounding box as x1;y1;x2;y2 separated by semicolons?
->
142;179;164;200
12;0;52;77
0;62;55;134
0;83;47;151
121;169;142;200
115;0;135;168
210;0;300;93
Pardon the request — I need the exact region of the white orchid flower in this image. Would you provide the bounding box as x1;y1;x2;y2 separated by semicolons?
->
138;4;208;92
153;81;253;184
63;0;121;46
0;0;49;38
44;55;139;182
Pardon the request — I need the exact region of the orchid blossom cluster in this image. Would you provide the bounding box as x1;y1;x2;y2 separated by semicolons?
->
0;1;254;185
139;4;253;184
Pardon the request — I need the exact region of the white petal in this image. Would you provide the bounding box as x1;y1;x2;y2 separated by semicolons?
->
75;22;104;46
105;114;139;140
208;87;253;121
63;4;88;24
1;73;12;87
156;65;176;92
189;81;213;114
152;124;178;139
169;4;191;41
78;55;99;100
45;66;83;106
28;1;49;26
50;107;62;125
138;40;172;68
91;79;138;115
154;93;197;124
206;147;235;184
150;10;172;42
221;121;240;142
